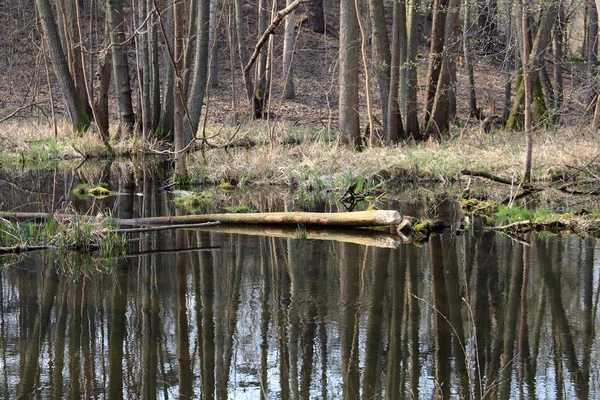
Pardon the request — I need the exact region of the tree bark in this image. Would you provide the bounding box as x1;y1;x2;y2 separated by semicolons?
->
339;0;361;146
426;0;461;139
36;0;90;133
185;0;210;144
387;0;406;142
522;0;533;182
173;0;188;175
463;0;479;118
587;0;598;106
309;0;325;33
405;0;421;139
421;0;449;130
234;0;254;104
254;0;271;118
368;0;391;129
106;0;135;133
282;0;296;99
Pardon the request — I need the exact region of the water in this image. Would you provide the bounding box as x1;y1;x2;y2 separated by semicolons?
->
0;165;599;399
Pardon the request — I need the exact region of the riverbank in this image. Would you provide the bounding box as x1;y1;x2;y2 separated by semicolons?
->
2;120;599;190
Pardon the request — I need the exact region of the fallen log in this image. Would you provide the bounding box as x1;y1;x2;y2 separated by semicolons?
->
0;210;402;228
113;210;402;227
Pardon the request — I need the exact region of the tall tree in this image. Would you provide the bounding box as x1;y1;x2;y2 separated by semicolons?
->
587;0;598;106
368;0;391;130
426;0;461;139
107;0;135;133
339;0;361;146
421;0;449;130
282;0;296;99
405;0;421;138
36;0;90;133
522;0;533;182
185;0;210;144
309;0;325;33
174;0;188;175
387;0;406;142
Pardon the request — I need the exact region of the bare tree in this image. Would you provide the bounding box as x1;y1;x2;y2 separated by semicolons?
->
174;0;188;175
107;0;135;133
36;0;90;133
282;0;296;99
339;0;361;146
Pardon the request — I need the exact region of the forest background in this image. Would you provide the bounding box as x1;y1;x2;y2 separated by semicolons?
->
1;0;599;184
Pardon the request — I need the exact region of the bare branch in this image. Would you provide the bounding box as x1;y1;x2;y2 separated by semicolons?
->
244;0;311;74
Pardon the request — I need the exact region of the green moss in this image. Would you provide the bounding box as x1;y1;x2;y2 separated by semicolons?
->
225;205;253;213
217;182;236;191
88;186;111;199
173;191;212;211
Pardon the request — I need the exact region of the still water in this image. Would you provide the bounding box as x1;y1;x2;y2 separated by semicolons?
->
0;166;599;399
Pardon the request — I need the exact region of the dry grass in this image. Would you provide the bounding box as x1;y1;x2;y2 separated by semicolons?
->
186;120;600;192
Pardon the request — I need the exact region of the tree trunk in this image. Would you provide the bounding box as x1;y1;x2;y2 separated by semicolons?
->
106;0;135;133
421;0;449;130
368;0;391;129
478;0;498;53
503;0;514;121
234;0;254;104
426;0;461;140
463;0;479;118
254;0;271;118
387;0;406;142
174;0;188;176
405;0;421;139
522;0;533;182
209;0;219;87
587;0;598;106
137;0;152;136
185;0;210;144
161;4;174;140
309;0;325;33
282;0;296;99
506;0;558;129
552;6;564;122
94;49;112;137
339;0;361;146
36;0;90;133
149;0;161;132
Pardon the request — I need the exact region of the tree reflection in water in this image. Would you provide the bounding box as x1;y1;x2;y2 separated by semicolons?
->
2;229;599;399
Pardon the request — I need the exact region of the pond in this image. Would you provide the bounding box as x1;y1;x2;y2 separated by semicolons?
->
0;164;598;399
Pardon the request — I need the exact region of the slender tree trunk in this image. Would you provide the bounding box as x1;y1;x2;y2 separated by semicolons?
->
138;0;152;136
503;0;514;121
185;0;210;144
161;4;174;140
587;0;598;105
254;0;270;118
552;7;564;122
339;0;361;146
282;0;296;99
36;0;90;133
174;0;188;176
309;0;325;33
369;0;391;129
94;41;112;137
64;0;92;115
107;0;135;133
463;0;479;118
426;0;460;139
234;0;254;104
209;0;219;87
387;0;406;142
405;0;421;138
421;0;449;130
522;0;533;182
149;0;161;131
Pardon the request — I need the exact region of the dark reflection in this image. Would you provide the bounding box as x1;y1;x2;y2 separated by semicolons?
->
0;214;599;398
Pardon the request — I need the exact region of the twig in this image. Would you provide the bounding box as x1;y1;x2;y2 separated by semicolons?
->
492;220;532;231
0;102;44;125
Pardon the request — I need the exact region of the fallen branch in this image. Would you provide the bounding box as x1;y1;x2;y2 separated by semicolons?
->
107;221;221;233
461;169;533;189
0;245;57;254
493;220;532;231
0;102;43;124
244;0;311;74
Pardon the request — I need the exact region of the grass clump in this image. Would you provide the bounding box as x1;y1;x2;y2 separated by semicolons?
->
217;181;236;191
173;191;212;211
0;215;126;259
225;205;254;213
495;206;552;224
